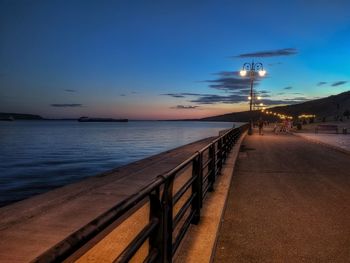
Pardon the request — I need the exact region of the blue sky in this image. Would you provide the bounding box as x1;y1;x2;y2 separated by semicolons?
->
1;0;350;119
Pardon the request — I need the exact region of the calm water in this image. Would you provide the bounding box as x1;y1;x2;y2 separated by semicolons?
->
0;121;235;207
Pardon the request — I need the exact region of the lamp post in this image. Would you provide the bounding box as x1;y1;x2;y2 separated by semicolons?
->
240;61;266;135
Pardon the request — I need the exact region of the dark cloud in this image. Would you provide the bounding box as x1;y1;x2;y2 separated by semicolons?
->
120;94;126;96
190;93;308;106
190;94;246;104
276;92;285;95
64;89;76;92
317;81;327;86
171;105;199;109
206;71;261;93
180;92;204;96
284;97;308;101
268;62;282;66
212;71;240;77
161;92;207;98
292;92;304;95
162;93;185;98
284;86;293;90
51;103;82;107
262;98;308;105
235;48;297;58
259;90;271;97
331;81;347;87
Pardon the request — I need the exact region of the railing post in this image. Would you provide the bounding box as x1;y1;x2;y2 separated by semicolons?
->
224;134;228;158
208;144;216;192
230;130;236;149
225;134;229;157
149;188;162;263
191;154;202;224
161;178;174;263
218;138;223;172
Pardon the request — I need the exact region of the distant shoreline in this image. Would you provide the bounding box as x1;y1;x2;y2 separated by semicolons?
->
2;89;349;122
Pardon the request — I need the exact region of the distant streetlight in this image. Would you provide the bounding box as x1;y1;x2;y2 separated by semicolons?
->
240;61;266;134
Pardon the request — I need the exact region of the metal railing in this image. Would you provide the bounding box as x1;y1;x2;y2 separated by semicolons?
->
33;124;248;263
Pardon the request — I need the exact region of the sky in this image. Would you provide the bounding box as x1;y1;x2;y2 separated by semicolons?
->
1;0;350;120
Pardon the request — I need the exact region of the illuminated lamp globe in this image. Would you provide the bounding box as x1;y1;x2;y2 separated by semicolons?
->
240;70;247;77
258;70;266;77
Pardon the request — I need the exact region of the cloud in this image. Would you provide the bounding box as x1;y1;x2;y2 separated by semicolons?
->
206;71;261;93
64;89;76;92
284;96;308;101
331;81;347;87
171;105;199;109
162;93;186;98
51;103;82;107
235;48;297;58
190;94;247;104
268;62;282;66
317;81;327;86
259;90;271;97
161;92;207;98
190;93;309;106
120;94;126;96
284;86;293;90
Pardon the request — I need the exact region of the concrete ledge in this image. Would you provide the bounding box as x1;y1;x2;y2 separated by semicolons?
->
174;131;248;263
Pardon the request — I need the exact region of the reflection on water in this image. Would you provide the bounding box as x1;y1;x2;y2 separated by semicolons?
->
0;120;235;207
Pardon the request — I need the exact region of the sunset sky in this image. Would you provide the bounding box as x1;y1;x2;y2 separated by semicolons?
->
1;0;350;119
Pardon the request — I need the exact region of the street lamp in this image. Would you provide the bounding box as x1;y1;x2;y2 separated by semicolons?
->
240;61;266;111
240;61;266;134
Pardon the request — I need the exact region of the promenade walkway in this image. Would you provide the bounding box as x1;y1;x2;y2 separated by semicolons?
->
214;129;350;262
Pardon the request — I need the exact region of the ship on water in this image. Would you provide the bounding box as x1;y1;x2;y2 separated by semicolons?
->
0;116;14;121
78;117;128;122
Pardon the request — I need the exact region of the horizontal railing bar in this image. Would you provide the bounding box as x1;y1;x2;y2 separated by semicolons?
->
143;248;158;263
33;176;165;263
163;153;198;179
199;144;211;153
203;170;210;183
203;184;210;198
172;211;196;255
214;167;219;176
115;218;159;263
173;194;196;229
173;175;197;205
202;158;212;168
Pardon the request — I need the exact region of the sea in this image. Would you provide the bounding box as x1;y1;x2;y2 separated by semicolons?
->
0;120;236;207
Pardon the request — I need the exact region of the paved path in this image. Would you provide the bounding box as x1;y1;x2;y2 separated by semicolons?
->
214;130;350;262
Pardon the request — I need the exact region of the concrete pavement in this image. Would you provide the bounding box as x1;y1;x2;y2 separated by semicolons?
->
213;129;350;262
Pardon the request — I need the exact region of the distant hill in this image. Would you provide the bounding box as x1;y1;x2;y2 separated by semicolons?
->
201;90;350;122
0;112;43;120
